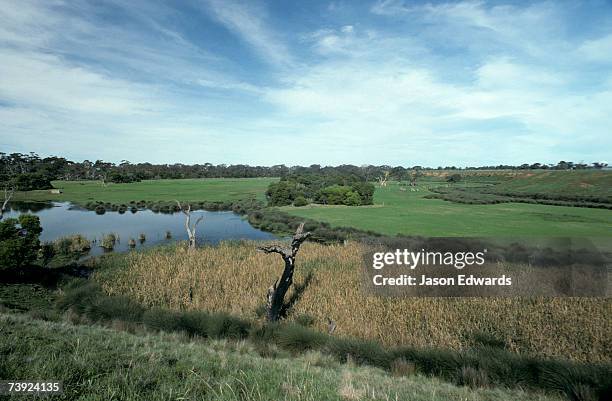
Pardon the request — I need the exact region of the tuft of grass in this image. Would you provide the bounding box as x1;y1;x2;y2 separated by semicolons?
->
457;366;490;389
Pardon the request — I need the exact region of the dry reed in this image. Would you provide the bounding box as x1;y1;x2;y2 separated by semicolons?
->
96;241;611;363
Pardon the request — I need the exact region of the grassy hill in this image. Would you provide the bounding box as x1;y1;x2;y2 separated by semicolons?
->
0;313;562;401
489;170;612;198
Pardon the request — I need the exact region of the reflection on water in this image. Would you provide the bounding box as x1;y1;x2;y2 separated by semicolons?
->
5;202;275;255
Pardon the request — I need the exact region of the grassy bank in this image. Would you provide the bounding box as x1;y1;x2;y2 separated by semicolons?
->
487;170;612;198
0;313;564;401
281;182;612;237
12;178;277;205
95;242;611;363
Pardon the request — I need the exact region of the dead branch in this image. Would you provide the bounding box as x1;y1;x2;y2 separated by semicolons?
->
257;223;311;321
1;186;14;220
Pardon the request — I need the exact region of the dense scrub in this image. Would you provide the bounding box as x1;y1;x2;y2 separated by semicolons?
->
266;171;375;206
94;242;611;364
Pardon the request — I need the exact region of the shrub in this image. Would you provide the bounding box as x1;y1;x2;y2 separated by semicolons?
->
0;214;42;270
53;234;91;256
457;366;490;389
294;313;315;327
273;323;328;353
293;196;309;207
39;242;55;266
101;233;117;250
447;174;462;183
327;337;390;368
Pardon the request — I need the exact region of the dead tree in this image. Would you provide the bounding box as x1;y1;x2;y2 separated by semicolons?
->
377;171;390;187
176;201;203;249
258;223;311;322
0;186;14;220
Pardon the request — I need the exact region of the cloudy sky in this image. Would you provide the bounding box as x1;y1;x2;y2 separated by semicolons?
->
0;0;611;166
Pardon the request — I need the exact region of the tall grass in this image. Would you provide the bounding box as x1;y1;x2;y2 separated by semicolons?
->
95;241;611;364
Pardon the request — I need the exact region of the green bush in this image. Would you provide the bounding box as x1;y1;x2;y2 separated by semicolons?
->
0;214;42;270
293;196;309;207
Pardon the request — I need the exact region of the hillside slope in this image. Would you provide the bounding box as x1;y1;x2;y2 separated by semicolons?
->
0;313;561;401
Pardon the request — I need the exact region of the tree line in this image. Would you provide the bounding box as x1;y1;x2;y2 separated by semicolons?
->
0;152;608;191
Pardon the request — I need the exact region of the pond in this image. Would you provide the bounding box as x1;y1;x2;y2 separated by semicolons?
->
4;202;276;255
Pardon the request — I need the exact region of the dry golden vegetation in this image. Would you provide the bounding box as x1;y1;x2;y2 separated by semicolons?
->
96;242;611;363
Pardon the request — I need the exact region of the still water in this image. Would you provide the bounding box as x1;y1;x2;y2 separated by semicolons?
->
5;202;275;255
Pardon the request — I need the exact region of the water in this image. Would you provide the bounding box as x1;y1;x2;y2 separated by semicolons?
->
4;202;275;255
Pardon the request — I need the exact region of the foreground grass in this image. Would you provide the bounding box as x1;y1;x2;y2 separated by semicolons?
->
282;183;612;237
0;313;561;401
96;242;611;363
12;178;277;205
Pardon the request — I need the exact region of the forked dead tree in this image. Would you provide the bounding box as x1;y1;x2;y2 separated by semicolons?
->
258;223;311;322
0;186;14;220
176;201;203;249
378;171;390;187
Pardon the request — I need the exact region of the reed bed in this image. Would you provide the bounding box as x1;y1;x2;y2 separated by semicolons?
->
96;241;611;363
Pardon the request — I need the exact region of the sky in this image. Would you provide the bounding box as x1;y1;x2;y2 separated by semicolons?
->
0;0;611;167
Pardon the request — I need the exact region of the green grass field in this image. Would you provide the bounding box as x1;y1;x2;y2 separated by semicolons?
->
11;173;612;237
0;313;561;401
12;178;278;205
282;183;612;237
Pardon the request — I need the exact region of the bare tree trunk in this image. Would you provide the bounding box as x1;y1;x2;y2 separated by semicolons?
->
258;223;311;322
0;186;14;220
378;171;390;187
176;201;203;249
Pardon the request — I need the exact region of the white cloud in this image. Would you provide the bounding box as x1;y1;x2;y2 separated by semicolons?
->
202;0;293;67
0;49;163;115
0;0;610;165
578;34;612;63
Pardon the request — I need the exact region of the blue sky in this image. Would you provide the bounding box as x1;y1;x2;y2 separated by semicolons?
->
0;0;611;166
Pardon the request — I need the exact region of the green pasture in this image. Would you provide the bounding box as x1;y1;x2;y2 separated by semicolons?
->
12;177;278;204
282;183;612;237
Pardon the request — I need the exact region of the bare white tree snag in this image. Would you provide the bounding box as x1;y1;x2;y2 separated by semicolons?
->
176;201;204;249
258;223;311;322
0;186;14;220
377;171;390;187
